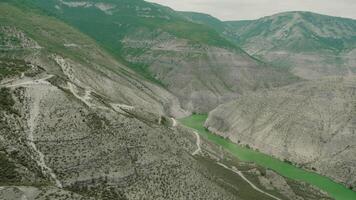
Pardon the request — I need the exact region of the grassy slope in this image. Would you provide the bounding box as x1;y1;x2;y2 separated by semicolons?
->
0;1;156;85
8;0;299;89
181;10;356;55
224;11;356;52
179;11;227;34
17;0;239;82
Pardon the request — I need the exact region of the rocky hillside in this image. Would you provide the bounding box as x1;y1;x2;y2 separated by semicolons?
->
0;1;191;118
0;1;349;199
23;0;298;113
0;3;252;199
181;11;356;80
205;77;356;190
225;12;356;79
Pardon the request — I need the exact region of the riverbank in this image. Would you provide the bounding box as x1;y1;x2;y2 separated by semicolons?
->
179;114;356;200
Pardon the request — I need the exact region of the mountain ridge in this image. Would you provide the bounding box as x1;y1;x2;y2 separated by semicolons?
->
21;0;298;113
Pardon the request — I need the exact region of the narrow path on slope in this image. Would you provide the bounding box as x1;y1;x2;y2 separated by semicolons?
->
3;75;54;88
217;162;282;200
170;118;201;156
192;131;201;155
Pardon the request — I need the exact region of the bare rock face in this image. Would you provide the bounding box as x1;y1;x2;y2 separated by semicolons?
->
122;29;298;113
206;77;356;189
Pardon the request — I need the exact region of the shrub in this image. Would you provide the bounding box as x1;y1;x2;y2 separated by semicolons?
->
0;151;21;185
0;87;16;113
283;159;293;165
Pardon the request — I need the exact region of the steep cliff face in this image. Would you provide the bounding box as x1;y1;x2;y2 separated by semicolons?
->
206;77;356;189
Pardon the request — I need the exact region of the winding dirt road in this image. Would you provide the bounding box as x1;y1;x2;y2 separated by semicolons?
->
217;162;282;200
192;131;201;155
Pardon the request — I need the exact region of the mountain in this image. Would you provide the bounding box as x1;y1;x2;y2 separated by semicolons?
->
24;0;298;113
225;12;356;79
205;77;356;190
0;2;251;199
1;2;331;200
0;2;337;199
1;1;190;118
181;11;356;80
180;9;356;193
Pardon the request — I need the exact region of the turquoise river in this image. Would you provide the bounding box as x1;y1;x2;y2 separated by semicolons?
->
179;114;356;200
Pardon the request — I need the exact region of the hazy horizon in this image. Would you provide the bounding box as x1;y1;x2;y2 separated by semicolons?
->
146;0;356;21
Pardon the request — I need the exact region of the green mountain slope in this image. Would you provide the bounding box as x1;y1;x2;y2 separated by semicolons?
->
181;11;356;79
0;1;189;118
226;12;356;51
1;3;300;199
225;12;356;79
18;0;297;113
179;11;228;34
26;0;235;52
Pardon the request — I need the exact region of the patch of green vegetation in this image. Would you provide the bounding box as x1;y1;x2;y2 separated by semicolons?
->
0;151;21;185
5;0;242;85
0;87;16;114
86;112;111;131
0;33;22;46
287;179;333;200
140;18;235;48
126;62;165;86
196;156;279;200
1;1;167;85
0;149;51;187
0;59;29;81
283;159;293;165
179;11;227;34
225;12;356;53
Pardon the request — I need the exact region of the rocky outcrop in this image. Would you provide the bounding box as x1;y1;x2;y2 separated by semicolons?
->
206;77;356;189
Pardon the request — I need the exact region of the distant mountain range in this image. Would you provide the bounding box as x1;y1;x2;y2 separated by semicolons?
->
182;11;356;79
